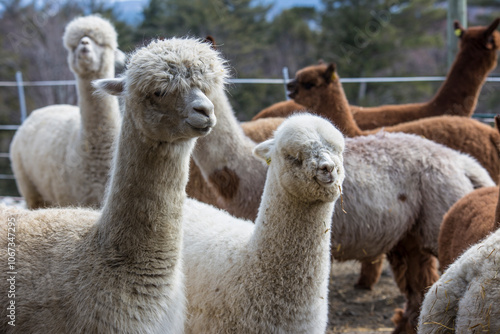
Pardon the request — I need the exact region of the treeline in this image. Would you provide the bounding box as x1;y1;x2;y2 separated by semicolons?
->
0;0;499;195
1;0;500;120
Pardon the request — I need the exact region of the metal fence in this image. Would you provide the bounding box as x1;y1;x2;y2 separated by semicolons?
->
1;69;499;183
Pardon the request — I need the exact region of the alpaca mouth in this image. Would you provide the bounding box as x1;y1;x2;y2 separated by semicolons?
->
314;175;335;187
188;123;213;134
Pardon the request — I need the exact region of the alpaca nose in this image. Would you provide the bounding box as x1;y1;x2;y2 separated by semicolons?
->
320;160;334;173
80;37;91;45
192;97;214;119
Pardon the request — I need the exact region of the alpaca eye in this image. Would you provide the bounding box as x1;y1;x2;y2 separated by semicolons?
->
302;82;315;90
154;91;167;98
286;154;302;165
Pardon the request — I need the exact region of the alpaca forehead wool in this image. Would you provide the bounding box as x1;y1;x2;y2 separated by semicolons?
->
126;38;229;96
275;114;345;154
63;15;118;51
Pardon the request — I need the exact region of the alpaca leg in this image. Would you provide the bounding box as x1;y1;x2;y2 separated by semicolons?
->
386;235;439;334
355;255;384;290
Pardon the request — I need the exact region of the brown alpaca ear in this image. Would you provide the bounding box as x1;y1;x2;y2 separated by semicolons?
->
323;63;337;83
205;35;217;50
495;115;500;131
485;18;500;49
454;20;465;38
485;18;500;37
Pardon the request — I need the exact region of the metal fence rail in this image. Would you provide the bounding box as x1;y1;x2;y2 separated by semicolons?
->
1;71;499;183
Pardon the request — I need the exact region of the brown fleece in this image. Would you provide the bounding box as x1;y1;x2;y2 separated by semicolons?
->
252;19;500;130
438;186;500;271
240;117;285;143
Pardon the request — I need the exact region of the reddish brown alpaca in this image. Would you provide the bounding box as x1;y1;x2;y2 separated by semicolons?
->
438;116;500;271
281;63;500;334
252;19;500;129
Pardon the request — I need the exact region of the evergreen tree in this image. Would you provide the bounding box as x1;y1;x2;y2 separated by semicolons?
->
317;0;446;105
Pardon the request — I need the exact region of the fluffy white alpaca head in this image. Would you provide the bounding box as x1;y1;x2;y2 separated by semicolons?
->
93;37;229;143
253;113;345;203
124;37;229;98
63;15;124;78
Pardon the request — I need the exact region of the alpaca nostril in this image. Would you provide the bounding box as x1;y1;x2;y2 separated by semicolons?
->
320;163;334;174
193;107;210;118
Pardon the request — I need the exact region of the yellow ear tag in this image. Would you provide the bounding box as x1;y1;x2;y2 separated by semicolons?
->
454;28;462;37
266;157;272;165
331;72;337;81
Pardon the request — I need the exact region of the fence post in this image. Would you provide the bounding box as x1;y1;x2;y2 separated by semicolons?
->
447;0;467;68
282;67;290;100
16;71;27;123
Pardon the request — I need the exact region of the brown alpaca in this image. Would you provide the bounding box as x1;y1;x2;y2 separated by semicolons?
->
438;116;500;271
252;19;500;129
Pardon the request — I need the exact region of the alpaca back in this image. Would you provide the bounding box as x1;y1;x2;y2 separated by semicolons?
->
330;131;493;260
382;115;500;183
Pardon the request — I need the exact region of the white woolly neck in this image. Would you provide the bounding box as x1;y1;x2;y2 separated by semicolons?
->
96;109;193;258
248;166;334;304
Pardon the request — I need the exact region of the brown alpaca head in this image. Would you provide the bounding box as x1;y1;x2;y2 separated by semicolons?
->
455;18;500;57
287;63;338;110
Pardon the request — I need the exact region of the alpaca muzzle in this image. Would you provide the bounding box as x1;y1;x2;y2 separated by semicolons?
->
287;80;298;99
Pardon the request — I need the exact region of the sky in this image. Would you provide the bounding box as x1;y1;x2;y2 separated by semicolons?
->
110;0;323;25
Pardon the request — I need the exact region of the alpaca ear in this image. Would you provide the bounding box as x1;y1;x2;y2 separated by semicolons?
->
495;115;500;131
93;78;125;96
253;139;275;165
114;49;127;67
485;18;500;37
324;63;337;83
205;35;217;50
485;18;500;49
454;20;465;38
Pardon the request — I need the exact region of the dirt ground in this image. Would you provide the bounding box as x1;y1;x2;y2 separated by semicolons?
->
327;258;405;333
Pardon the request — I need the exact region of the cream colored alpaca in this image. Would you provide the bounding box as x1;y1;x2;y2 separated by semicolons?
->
10;15;123;209
183;113;345;333
0;37;226;333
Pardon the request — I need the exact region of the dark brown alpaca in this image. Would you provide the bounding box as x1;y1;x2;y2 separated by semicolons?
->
252;19;500;129
282;62;499;334
438;116;500;271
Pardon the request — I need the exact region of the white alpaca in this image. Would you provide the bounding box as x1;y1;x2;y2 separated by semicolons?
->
182;113;345;333
418;228;500;333
10;15;124;209
0;37;226;333
190;73;494;332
